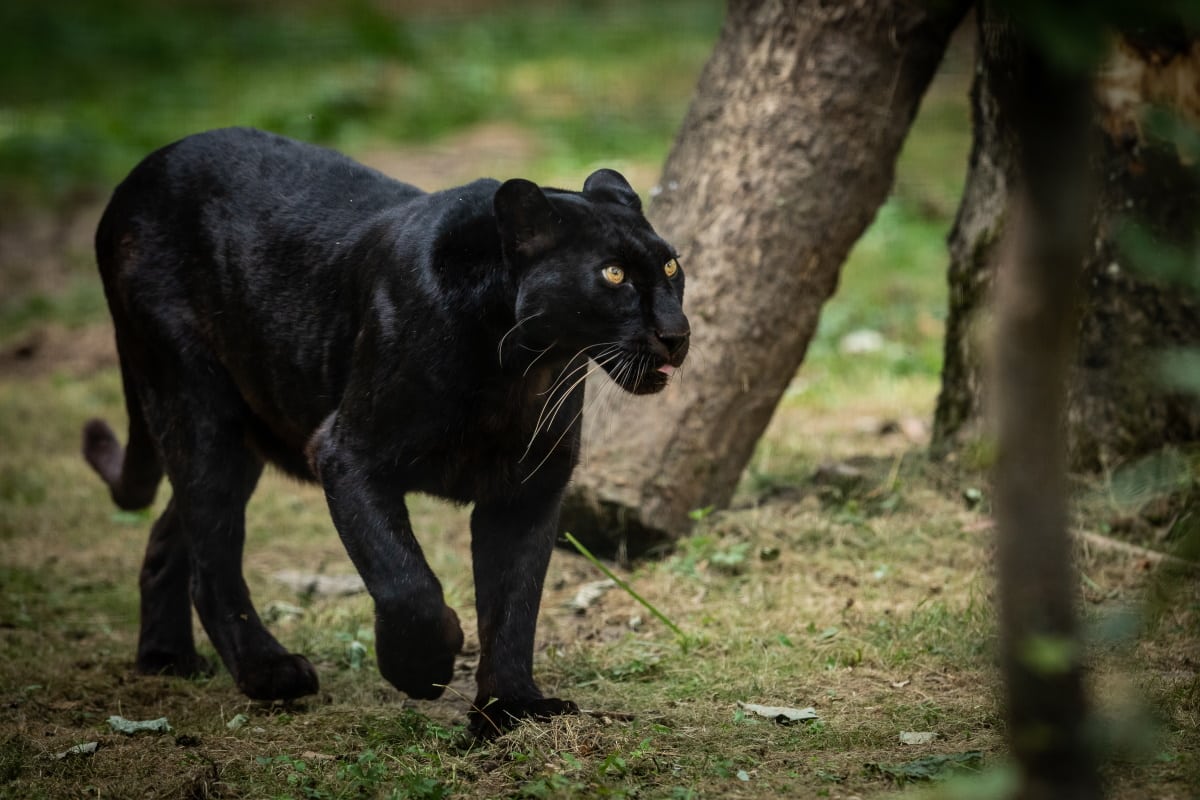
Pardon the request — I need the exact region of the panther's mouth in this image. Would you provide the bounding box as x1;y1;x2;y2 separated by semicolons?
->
593;350;681;396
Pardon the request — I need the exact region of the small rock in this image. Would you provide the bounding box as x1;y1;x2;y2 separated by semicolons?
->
900;731;938;745
838;329;885;355
899;416;928;442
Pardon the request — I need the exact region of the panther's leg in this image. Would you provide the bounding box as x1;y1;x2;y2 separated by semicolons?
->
134;497;209;677
312;426;463;700
467;488;579;737
138;356;318;701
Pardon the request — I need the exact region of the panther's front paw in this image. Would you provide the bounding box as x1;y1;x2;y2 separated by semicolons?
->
468;696;581;739
236;652;320;701
136;649;214;679
376;604;464;700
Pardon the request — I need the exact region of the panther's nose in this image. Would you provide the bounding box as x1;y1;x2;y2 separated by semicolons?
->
655;328;690;359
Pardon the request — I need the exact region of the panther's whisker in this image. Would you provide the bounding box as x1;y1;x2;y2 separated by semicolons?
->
530;346;610;437
536;351;619;440
545;349;623;431
521;351;619;463
537;344;612;398
523;352;626;483
634;355;650;393
497;311;543;367
525;352;590;457
578;361;614;472
537;344;621;409
521;341;556;377
521;358;605;467
590;357;629;454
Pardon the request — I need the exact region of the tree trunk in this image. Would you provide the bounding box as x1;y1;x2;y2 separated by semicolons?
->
562;0;970;559
933;20;1200;469
983;6;1102;796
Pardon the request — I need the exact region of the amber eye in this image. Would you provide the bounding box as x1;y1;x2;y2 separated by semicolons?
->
664;258;680;278
602;265;626;285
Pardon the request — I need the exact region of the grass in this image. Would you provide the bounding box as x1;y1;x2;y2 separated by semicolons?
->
2;5;1198;799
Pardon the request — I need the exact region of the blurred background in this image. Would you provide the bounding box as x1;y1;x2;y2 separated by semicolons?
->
0;0;971;402
0;0;721;347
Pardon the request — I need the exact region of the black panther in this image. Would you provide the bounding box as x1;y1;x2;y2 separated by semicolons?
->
81;127;689;736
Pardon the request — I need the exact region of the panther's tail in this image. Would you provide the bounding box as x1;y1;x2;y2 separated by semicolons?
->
82;410;162;511
83;200;164;511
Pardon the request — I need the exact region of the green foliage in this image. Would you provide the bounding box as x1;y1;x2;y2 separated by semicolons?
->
256;749;451;800
1018;634;1078;677
0;280;109;345
864;750;984;786
665;533;749;577
1108;448;1195;512
1157;349;1200;396
994;0;1200;72
0;0;722;208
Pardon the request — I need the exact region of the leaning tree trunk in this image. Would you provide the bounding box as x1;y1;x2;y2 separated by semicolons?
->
933;21;1200;469
562;0;970;559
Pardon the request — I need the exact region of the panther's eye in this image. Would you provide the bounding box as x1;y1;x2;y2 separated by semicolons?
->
602;265;626;285
664;258;680;278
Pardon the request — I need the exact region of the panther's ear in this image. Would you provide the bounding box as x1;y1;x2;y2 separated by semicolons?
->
494;178;559;259
583;168;641;212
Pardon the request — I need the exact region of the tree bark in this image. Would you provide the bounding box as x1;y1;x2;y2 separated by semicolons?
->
983;6;1102;796
933;21;1200;469
562;0;970;559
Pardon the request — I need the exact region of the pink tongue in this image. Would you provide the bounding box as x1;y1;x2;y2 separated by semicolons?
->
657;364;676;376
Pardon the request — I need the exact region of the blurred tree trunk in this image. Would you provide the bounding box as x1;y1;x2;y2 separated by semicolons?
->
932;18;1200;469
562;0;970;559
983;5;1102;796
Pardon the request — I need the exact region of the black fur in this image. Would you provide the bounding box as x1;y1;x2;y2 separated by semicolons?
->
82;127;689;737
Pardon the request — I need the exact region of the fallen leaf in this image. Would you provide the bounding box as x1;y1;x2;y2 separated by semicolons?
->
107;715;171;735
736;701;819;724
899;731;938;745
273;570;366;596
962;487;984;509
53;742;98;760
263;600;306;623
567;579;615;613
864;750;983;786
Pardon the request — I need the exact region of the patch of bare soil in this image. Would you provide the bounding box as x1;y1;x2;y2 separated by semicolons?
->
0;323;117;379
358;122;545;191
0;201;104;299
